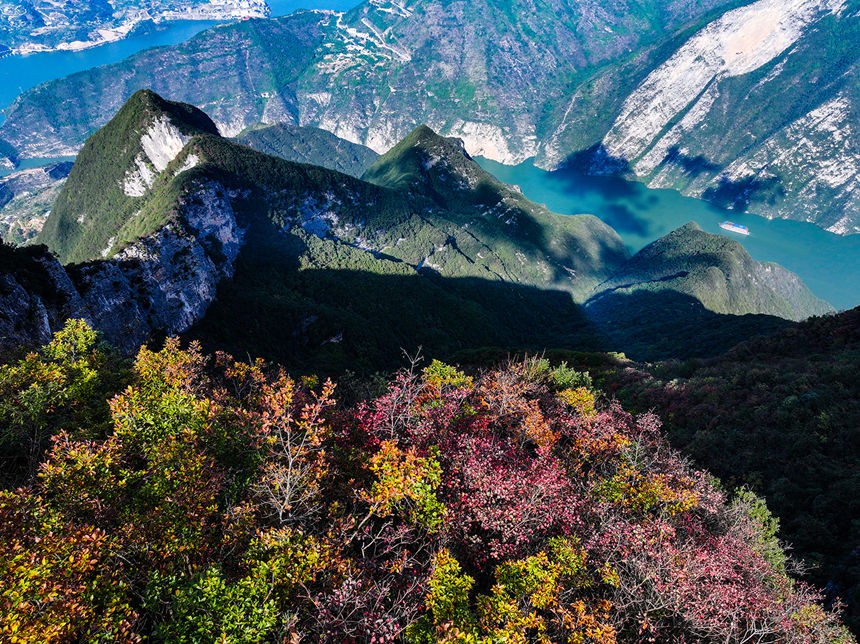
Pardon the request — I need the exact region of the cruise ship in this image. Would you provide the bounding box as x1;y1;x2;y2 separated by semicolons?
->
719;221;750;235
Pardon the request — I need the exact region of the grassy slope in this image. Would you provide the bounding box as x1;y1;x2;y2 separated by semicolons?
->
587;222;832;318
234;123;380;178
362;125;630;300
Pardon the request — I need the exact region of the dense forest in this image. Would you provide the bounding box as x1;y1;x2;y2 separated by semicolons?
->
0;320;854;642
605;307;860;632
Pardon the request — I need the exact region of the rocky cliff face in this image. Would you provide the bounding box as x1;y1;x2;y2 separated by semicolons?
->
0;248;78;351
2;0;855;234
595;0;859;234
0;178;242;353
602;0;846;168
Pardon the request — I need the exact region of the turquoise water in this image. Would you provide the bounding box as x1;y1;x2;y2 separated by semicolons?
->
0;0;362;118
2;3;855;311
0;156;75;179
477;158;860;312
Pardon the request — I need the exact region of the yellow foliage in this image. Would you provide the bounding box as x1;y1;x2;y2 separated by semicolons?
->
558;387;596;420
361;441;447;532
595;462;699;516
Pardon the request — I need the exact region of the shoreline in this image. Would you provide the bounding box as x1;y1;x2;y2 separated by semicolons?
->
4;5;270;58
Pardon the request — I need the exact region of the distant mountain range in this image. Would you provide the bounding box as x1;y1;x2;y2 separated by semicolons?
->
0;90;831;371
0;0;856;233
0;0;268;54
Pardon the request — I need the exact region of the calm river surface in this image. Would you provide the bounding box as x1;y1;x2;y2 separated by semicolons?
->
477;158;860;312
0;1;362;117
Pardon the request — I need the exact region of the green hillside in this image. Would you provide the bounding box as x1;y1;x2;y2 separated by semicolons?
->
38;89;219;264
584;222;833;359
234;123;379;177
31;92;635;370
29;92;834;372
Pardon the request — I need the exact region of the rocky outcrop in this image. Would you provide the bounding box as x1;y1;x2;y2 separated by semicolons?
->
602;0;846;168
123;115;194;196
0;265;66;350
0;178;243;354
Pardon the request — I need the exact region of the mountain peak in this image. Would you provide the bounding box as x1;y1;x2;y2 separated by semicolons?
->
122;89;219;138
675;221;703;233
590;222;833;322
39;91;218;263
361;124;479;192
406;124;468;153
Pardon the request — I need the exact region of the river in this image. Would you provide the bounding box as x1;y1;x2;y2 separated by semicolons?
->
0;1;362;119
477;158;860;312
1;3;856;311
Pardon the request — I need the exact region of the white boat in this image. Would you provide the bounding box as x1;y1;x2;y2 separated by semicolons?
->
719;221;749;235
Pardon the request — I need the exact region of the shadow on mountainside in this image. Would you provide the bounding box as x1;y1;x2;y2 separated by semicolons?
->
662;145;722;177
561;143;786;217
586;289;794;363
184;231;795;375
704;174;785;211
185;264;606;376
562;143;632;177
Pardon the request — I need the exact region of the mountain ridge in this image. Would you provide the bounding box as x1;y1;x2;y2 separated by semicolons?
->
4;91;830;369
0;0;855;232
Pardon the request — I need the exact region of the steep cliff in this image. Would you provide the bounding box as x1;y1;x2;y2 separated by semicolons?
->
13;92;830;369
595;0;859;234
0;179;241;354
1;0;855;233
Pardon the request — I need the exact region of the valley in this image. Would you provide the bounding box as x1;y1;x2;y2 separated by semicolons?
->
0;1;857;641
0;0;363;126
479;158;860;311
0;90;828;370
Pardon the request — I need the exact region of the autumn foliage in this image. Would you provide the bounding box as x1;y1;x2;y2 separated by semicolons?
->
0;323;854;642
